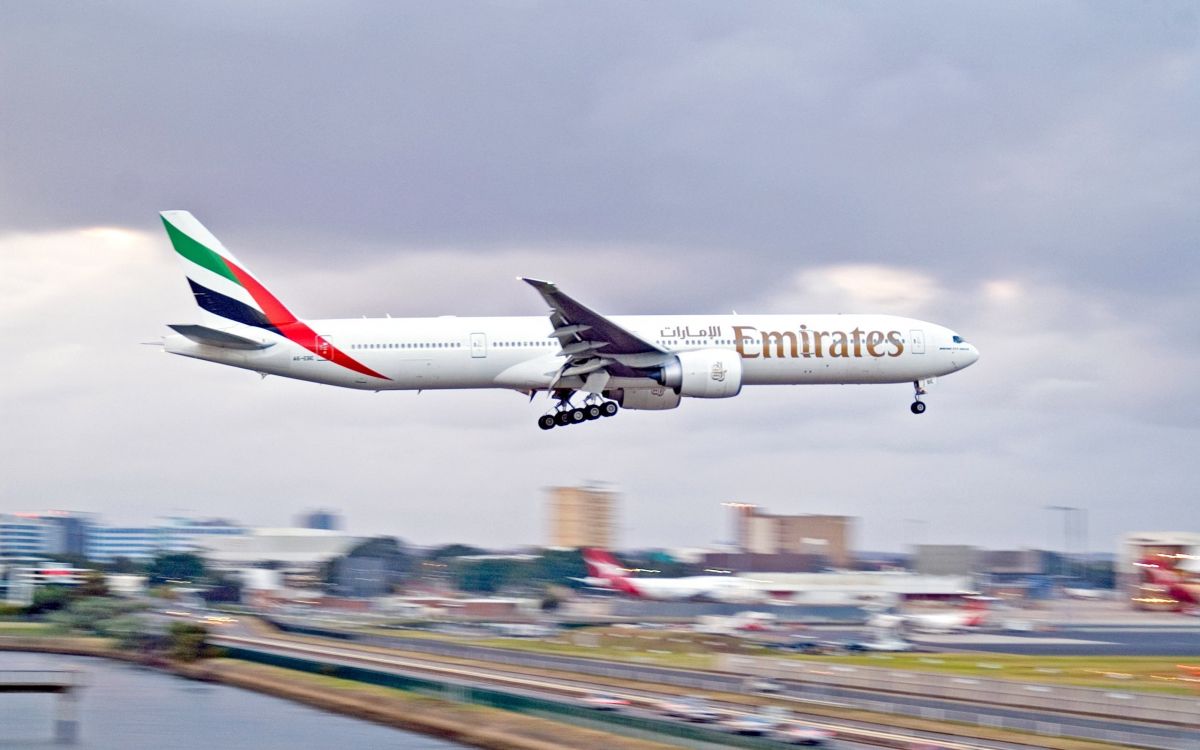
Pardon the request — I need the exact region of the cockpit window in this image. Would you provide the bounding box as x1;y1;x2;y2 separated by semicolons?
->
952;335;966;344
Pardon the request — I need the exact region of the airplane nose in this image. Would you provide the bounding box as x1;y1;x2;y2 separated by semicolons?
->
963;344;980;367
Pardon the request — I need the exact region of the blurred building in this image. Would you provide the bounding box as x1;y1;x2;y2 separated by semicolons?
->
703;551;827;573
299;509;342;531
333;556;389;598
86;525;163;562
1;562;92;605
730;505;853;568
195;528;362;575
548;485;616;549
159;517;246;552
1119;531;1200;608
914;544;979;576
0;514;54;561
735;570;975;604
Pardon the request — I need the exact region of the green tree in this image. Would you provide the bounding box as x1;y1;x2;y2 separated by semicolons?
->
26;585;74;615
145;553;205;585
168;621;208;662
77;570;110;598
427;543;486;560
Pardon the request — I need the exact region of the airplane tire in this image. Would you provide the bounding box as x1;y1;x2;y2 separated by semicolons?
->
585;405;602;420
911;401;926;415
570;408;586;423
555;411;573;427
601;401;619;417
538;414;557;430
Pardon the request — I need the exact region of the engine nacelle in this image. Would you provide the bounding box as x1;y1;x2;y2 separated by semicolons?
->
658;348;743;398
611;387;682;411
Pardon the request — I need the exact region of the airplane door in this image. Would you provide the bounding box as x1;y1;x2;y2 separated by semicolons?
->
470;333;487;358
910;329;926;354
315;335;332;361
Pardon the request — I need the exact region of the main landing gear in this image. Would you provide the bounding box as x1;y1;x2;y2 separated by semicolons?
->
538;399;619;430
910;380;927;415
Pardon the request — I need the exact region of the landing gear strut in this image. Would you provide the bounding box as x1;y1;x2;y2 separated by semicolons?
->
538;398;619;430
911;380;927;415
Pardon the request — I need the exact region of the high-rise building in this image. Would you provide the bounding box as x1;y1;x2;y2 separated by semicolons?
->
735;507;854;568
548;485;616;549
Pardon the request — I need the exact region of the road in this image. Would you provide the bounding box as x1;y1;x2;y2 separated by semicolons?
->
212;628;1051;750
257;618;1198;750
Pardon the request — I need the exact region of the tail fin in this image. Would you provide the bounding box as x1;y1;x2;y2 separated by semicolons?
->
160;210;391;382
160;210;298;333
1140;558;1198;606
583;549;628;581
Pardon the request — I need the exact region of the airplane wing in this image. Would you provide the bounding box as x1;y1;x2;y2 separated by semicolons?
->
520;278;668;388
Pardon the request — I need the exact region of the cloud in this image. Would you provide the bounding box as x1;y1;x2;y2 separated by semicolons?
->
1;4;1198;553
2;225;1197;553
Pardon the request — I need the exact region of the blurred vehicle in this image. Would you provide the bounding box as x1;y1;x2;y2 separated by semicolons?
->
775;724;836;745
722;714;775;735
843;637;914;652
746;677;785;694
581;693;630;711
769;639;835;654
659;698;722;722
202;615;237;627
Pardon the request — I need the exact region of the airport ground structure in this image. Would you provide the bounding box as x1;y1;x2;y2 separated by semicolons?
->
2;592;1200;748
6;619;1194;750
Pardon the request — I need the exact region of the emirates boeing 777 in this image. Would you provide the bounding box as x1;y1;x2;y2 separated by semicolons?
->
157;211;979;428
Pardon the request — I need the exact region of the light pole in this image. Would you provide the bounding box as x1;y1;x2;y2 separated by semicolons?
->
1046;505;1078;624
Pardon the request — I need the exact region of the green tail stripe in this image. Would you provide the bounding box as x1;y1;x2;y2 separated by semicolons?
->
162;216;241;286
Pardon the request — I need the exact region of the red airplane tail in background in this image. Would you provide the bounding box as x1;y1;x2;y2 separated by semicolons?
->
1138;558;1199;608
582;548;642;596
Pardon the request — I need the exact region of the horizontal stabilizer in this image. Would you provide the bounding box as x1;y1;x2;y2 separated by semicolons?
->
168;324;275;350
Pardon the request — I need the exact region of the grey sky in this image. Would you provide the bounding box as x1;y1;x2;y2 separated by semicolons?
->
1;3;1197;553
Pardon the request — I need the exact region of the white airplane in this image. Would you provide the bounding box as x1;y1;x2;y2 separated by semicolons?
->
868;600;988;634
581;549;769;603
158;211;979;428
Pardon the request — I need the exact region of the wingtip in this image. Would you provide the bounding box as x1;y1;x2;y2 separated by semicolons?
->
520;277;555;290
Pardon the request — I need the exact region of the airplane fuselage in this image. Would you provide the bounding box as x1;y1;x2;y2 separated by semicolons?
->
165;313;978;392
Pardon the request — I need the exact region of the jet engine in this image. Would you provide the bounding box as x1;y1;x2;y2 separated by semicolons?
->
657;348;743;398
611;387;682;411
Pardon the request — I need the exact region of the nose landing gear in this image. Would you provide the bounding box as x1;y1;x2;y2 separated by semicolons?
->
911;380;927;415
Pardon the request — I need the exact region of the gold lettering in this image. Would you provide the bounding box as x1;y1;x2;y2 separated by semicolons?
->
733;325;759;359
865;330;885;357
850;328;864;357
812;331;828;357
762;330;798;358
829;331;850;357
799;325;812;358
886;330;904;357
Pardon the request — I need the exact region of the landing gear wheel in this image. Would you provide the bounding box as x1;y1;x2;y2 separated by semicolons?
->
584;405;602;420
601;401;619;417
555;411;573;427
570;408;586;423
911;401;926;415
538;414;557;430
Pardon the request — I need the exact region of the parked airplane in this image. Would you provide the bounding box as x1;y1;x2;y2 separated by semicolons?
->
580;549;769;603
158;211;979;428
